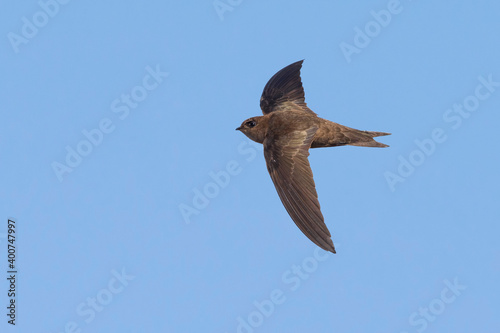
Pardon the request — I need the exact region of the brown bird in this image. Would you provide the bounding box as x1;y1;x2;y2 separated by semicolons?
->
236;60;390;253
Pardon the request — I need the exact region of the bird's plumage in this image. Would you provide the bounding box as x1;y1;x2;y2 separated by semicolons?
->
237;60;390;253
260;60;315;115
264;124;335;252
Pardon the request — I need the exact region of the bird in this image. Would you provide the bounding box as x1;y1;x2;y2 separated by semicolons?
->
236;60;390;253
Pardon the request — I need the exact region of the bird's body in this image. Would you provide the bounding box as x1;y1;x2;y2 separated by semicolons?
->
245;111;389;149
236;60;390;253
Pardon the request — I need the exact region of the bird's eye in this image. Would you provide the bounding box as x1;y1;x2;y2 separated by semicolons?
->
246;121;256;128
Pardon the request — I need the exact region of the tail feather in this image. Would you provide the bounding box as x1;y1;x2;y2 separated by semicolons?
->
364;130;391;138
347;130;391;148
311;121;391;148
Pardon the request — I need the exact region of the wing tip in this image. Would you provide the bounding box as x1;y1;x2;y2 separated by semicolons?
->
325;240;336;254
290;59;304;72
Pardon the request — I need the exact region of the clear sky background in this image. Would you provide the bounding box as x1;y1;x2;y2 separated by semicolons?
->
1;1;500;332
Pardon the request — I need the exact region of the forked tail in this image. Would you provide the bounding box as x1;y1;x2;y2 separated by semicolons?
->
348;130;391;148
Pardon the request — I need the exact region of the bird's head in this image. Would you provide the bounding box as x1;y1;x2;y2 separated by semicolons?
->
236;116;266;144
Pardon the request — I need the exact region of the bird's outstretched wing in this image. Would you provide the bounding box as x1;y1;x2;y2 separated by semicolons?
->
260;60;316;115
264;126;336;253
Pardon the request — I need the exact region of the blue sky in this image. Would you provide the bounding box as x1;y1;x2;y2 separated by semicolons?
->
1;1;500;332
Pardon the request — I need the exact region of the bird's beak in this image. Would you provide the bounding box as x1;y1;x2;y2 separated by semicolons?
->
235;126;242;131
